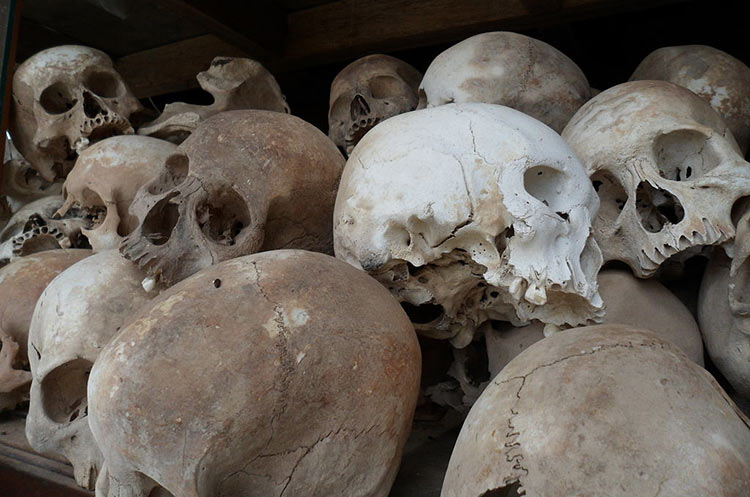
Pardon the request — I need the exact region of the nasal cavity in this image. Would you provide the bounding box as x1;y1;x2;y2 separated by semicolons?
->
83;91;103;118
636;181;685;233
350;94;371;120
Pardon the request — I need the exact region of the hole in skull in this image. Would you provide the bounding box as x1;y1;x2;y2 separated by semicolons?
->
213;278;221;288
165;154;189;188
142;193;180;245
590;170;628;223
401;302;444;324
369;75;404;99
654;129;718;180
40;358;93;424
40;82;77;114
636;181;685;233
84;71;122;98
80;188;107;227
350;94;371;121
461;336;490;387
479;482;523;497
196;189;250;246
83;91;104;118
523;165;567;211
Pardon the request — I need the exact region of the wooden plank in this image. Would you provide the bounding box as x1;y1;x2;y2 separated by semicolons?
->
115;34;248;99
284;0;685;66
150;0;286;60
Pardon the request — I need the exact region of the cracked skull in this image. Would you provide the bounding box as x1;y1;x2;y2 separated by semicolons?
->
328;54;422;155
122;110;345;286
26;250;156;490
139;56;290;144
417;32;591;133
0;249;91;411
630;45;750;154
57;135;177;252
10;45;144;181
334;103;603;348
0;195;92;265
88;250;420;497
562;80;750;277
442;325;750;496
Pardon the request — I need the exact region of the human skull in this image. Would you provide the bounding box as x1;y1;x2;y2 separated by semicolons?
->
417;32;591;133
139;56;289;144
11;45;144;181
630;45;750;154
88;250;420;497
334;103;603;348
562;81;750;277
442;325;750;497
328;54;422;155
0;249;90;410
122;110;345;286
2;135;62;210
26;250;156;489
0;195;92;264
483;267;705;381
698;207;750;402
57;136;177;252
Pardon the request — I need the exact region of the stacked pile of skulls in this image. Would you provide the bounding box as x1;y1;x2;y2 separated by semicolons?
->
2;30;750;497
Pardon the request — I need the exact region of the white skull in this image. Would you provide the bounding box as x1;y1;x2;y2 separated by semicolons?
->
417;32;591;133
442;325;750;497
88;250;420;497
57;136;177;252
10;45;144;181
0;195;91;264
0;249;91;410
328;54;422;155
122;110;344;286
26;250;156;489
139;56;289;144
698;207;750;402
334;103;603;348
630;45;750;154
562;81;750;277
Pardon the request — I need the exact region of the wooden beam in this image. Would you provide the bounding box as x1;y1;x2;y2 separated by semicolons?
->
284;0;685;66
1;0;21;177
115;34;248;99
150;0;286;60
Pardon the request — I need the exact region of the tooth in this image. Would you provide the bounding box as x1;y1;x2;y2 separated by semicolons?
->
142;276;156;292
543;323;561;337
703;219;719;242
524;283;547;305
509;277;525;301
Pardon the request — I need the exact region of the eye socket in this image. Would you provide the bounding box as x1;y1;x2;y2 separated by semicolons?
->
41;358;93;424
369;75;404;99
196;188;251;246
39;82;77;114
84;71;122;98
328;95;349;124
653;129;718;180
523;165;567;212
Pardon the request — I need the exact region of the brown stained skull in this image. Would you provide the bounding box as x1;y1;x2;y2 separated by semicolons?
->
139;56;290;144
88;250;420;497
122;110;345;286
0;195;92;265
57;136;177;252
10;45;145;182
0;249;91;410
2;136;63;209
26;250;157;490
443;325;750;497
328;54;422;155
630;45;750;154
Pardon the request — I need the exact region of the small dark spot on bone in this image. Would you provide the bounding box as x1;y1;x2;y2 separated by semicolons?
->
213;278;222;288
